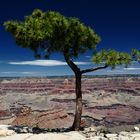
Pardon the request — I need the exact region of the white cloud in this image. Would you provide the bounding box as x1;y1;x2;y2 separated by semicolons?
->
1;72;16;74
9;60;89;66
0;71;38;75
124;67;140;70
85;55;91;58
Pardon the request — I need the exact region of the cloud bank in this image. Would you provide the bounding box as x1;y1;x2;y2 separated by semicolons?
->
124;68;140;70
0;71;39;75
9;60;89;66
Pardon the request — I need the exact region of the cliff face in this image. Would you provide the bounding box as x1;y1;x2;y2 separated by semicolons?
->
11;107;73;128
0;77;140;128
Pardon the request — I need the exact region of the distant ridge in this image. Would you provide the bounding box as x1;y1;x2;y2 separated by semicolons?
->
0;74;140;79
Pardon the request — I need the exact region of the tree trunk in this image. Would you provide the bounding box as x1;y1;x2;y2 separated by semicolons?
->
71;72;82;131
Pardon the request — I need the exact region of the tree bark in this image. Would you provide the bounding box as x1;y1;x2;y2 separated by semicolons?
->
71;72;82;131
63;51;108;131
63;51;83;131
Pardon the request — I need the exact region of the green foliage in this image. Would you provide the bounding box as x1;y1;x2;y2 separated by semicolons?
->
4;8;132;70
132;49;140;62
4;9;100;59
92;49;131;69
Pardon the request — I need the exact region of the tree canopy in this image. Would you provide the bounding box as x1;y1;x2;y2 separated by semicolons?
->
92;49;131;69
132;49;140;62
4;9;100;59
4;9;131;67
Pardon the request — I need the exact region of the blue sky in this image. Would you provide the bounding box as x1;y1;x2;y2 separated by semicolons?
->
0;0;140;77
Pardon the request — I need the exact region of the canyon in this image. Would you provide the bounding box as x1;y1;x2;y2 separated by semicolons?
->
0;76;140;131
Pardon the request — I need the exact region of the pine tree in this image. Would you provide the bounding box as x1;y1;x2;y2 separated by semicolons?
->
4;9;131;130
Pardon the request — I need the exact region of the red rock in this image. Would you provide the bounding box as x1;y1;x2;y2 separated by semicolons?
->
0;110;11;118
11;108;73;128
17;106;31;116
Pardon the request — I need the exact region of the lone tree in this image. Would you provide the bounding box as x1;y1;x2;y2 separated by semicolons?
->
4;9;131;130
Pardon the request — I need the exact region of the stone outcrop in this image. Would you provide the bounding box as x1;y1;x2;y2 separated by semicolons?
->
11;107;73;129
86;104;140;126
81;126;140;140
0;125;140;140
0;129;15;136
0;125;16;136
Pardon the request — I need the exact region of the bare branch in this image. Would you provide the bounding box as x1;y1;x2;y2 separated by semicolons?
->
81;65;108;74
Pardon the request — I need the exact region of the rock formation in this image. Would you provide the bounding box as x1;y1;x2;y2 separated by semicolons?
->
12;107;73;129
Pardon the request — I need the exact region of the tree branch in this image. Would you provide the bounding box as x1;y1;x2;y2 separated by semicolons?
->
63;51;80;73
81;65;108;74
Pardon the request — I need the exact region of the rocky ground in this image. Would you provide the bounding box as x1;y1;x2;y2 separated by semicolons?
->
0;76;140;138
0;125;140;140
